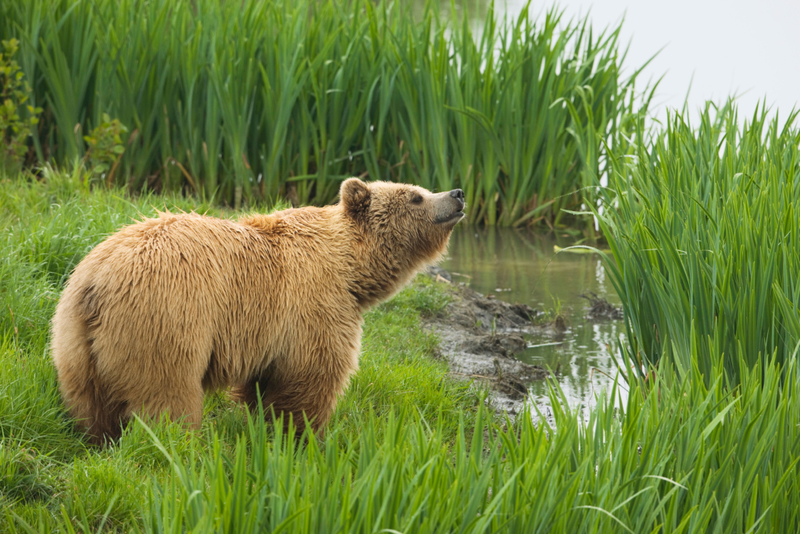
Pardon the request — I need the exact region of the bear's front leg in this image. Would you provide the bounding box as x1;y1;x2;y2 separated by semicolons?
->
236;342;359;436
125;380;206;433
240;372;340;436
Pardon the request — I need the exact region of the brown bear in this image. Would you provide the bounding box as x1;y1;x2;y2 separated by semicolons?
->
50;178;465;444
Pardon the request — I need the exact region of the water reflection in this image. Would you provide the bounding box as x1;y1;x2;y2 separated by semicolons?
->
440;224;626;415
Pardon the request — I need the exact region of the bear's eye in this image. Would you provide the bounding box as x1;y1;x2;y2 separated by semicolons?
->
410;194;423;205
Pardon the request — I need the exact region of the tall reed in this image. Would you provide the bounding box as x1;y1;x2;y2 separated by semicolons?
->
600;102;800;385
0;0;651;224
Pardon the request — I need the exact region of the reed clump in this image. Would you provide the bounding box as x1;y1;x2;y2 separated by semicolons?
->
600;102;800;386
0;0;651;225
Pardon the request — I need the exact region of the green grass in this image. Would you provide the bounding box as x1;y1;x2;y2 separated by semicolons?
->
134;355;800;533
0;0;654;226
3;167;800;532
599;101;800;386
0;170;482;531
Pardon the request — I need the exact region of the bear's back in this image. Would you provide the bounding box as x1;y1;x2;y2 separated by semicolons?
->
58;210;359;385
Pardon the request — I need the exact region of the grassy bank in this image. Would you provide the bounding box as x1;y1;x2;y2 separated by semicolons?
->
0;0;652;226
0;170;480;530
1;170;799;532
0;4;797;533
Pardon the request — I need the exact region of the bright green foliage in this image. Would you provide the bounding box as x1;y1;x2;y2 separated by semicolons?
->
0;38;42;173
9;353;795;533
0;0;652;224
82;113;128;184
0;170;480;531
135;357;800;534
1;169;800;532
600;102;800;385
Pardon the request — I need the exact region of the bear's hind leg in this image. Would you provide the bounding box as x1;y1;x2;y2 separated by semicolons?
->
51;302;127;445
61;370;128;446
110;332;213;434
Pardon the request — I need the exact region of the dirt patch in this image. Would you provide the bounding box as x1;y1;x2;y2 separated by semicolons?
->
422;268;559;418
580;292;624;321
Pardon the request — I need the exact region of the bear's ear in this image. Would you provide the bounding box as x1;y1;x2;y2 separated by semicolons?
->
340;178;371;218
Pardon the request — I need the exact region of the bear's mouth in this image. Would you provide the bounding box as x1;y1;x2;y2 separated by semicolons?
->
434;207;466;225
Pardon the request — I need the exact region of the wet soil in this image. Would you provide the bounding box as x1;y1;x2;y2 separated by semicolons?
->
580;292;624;321
436;226;628;422
422;267;560;419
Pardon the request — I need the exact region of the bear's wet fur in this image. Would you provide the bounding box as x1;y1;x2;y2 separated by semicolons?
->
50;179;465;445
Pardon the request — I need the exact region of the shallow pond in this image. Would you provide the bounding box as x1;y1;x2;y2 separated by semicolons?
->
440;224;627;415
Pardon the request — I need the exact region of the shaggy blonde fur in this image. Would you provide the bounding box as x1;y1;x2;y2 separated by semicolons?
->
50;179;464;444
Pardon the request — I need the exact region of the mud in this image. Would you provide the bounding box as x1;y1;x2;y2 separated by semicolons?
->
579;292;624;321
422;268;560;420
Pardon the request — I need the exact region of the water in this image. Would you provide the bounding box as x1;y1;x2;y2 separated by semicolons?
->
440;224;627;414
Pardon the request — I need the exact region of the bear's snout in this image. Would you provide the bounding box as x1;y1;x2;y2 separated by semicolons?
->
449;189;465;212
432;189;466;225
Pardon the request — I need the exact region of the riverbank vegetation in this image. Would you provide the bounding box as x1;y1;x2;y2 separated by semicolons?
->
1;169;799;532
3;0;800;531
0;0;651;226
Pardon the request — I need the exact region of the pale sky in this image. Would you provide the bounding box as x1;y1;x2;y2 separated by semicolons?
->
503;0;800;124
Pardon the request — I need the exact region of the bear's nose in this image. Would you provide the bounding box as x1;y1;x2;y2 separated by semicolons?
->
449;189;464;201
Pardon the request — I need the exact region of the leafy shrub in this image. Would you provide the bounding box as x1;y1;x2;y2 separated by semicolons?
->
0;38;41;174
82;113;128;185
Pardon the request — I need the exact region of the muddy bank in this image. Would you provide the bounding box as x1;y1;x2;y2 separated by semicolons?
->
423;267;560;418
580;292;624;321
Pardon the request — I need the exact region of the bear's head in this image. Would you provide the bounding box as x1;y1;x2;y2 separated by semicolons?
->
339;178;465;306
